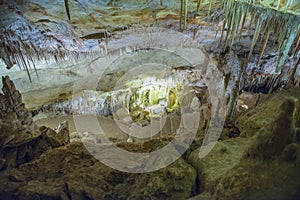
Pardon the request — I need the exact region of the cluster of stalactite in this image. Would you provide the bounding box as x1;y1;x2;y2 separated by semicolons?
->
0;1;96;81
1;0;299;85
219;0;300;73
181;0;299;74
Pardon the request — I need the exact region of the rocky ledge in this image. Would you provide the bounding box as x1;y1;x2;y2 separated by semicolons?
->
0;76;69;170
0;77;300;199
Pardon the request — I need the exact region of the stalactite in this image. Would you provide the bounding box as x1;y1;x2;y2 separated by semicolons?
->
238;8;248;41
197;0;202;12
257;26;270;65
292;34;300;56
277;26;298;72
219;20;227;46
223;12;233;48
179;0;188;30
180;0;184;30
208;0;213;15
184;0;188;29
64;0;71;20
289;56;300;85
229;4;242;47
0;3;97;82
220;0;300;73
247;14;263;59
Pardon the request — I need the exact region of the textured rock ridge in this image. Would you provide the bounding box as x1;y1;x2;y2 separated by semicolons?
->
0;75;37;145
0;76;70;170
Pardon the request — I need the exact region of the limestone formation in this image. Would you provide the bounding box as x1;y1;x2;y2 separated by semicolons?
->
243;98;296;160
0;0;300;199
0;75;38;146
0;76;70;170
0;141;196;200
189;88;300;199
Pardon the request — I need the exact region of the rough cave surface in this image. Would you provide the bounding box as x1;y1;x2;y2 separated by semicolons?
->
0;75;300;199
0;0;300;200
0;76;70;170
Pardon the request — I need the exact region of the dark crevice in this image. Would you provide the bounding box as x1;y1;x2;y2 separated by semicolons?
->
190;175;201;197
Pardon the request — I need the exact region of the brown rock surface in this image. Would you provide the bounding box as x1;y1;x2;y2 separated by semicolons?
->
0;76;70;170
0;76;196;199
188;88;300;200
0;141;196;200
1;78;300;200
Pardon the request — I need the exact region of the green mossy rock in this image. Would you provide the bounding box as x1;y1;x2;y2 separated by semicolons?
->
235;89;300;138
188;89;300;199
243;98;296;160
0;141;196;200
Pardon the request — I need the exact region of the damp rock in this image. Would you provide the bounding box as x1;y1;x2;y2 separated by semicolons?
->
235;89;300;138
0;159;6;171
282;143;299;163
0;76;71;170
40;124;70;148
0;141;196;200
114;158;197;200
188;89;300;199
296;128;300;143
243;98;296;160
188;137;252;197
294;97;300;128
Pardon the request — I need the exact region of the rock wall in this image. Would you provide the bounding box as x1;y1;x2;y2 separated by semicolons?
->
0;76;70;170
0;76;300;199
189;88;300;199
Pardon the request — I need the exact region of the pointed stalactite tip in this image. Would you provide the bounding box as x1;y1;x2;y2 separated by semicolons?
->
64;0;71;21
